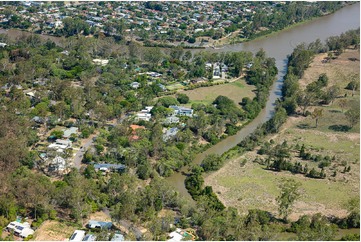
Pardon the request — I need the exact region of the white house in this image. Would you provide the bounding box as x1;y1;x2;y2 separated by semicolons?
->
49;156;66;172
169;105;193;117
130;81;140;89
136;112;151;122
92;59;109;66
48;139;72;149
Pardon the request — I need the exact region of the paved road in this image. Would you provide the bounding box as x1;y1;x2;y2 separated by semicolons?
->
73;134;96;170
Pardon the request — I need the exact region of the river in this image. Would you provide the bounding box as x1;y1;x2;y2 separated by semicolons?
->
166;2;360;199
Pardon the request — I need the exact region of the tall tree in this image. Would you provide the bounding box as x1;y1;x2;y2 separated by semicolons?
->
311;108;323;128
276;178;302;222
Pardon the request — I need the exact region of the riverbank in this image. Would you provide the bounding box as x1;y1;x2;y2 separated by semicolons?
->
204;48;360;221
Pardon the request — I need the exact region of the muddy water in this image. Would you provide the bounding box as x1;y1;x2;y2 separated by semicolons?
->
166;2;360;199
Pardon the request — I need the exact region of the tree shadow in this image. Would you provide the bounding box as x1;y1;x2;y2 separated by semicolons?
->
297;123;311;129
348;57;359;62
328;125;351;132
328;109;342;113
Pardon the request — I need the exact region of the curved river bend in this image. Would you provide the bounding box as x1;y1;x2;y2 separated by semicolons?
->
166;3;360;199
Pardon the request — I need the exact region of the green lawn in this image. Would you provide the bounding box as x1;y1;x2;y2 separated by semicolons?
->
179;79;255;106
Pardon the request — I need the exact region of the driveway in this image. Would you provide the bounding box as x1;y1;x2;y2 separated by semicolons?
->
73;134;96;170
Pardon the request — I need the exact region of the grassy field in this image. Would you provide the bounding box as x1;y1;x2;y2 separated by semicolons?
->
179;79;255;106
205;49;360;221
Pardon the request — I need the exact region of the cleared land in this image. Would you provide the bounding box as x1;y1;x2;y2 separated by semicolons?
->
205;49;360;221
33;220;78;241
179;79;255;106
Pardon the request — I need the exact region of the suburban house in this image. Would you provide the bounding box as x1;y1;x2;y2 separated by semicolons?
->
164;116;180;124
62;127;79;139
111;232;125;241
129;124;145;141
130;81;140;89
49;156;66;172
83;234;97;241
23;89;36;99
169;105;194;117
167;228;193;241
6;221;34;238
69;230;86;241
136;106;153;122
136;112;151;122
163;127;179;141
93;163;126;173
92;59;109;66
48;139;72;149
87;220;113;230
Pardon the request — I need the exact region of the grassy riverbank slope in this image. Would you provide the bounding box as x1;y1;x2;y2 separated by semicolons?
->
205;48;360;221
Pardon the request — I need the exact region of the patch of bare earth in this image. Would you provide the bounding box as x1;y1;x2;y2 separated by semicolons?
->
33;220;76;241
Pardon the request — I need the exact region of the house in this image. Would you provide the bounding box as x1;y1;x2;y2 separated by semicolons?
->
93;163;126;173
14;226;34;238
83;234;97;241
130;81;140;89
32;116;44;124
69;230;86;241
157;83;167;91
169;105;194;117
87;220;113;230
24;90;36;98
111;232;125;241
92;59;109;66
62;127;78;139
49;156;66;172
167;228;194;241
7;221;34;238
136;112;151;121
48;139;72;149
167;228;185;241
163;127;179;141
164;116;180;124
129;124;145;141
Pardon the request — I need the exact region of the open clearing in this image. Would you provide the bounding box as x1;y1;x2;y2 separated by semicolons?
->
205;49;360;221
179;79;255;106
33;220;79;241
